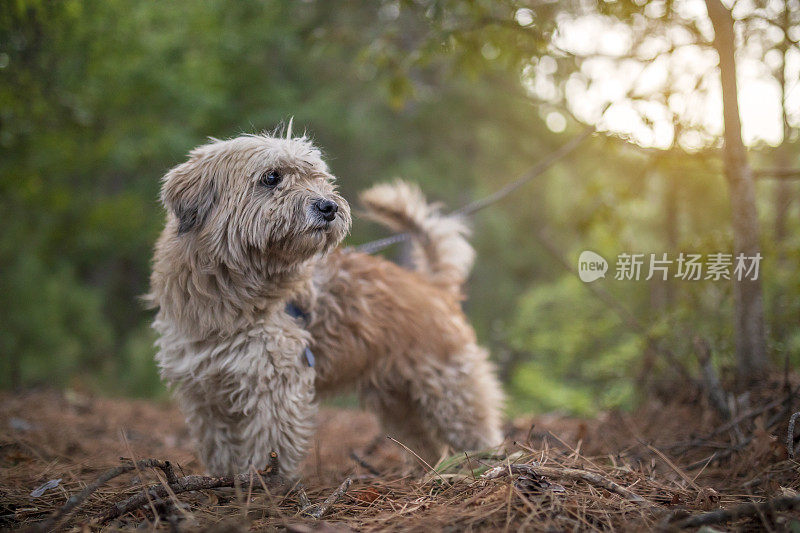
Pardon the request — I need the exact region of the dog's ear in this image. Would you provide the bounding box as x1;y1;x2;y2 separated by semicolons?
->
161;159;217;234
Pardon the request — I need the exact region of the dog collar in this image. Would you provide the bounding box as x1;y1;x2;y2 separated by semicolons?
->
285;302;315;368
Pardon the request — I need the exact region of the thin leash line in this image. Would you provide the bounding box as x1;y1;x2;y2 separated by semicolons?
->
355;232;412;255
352;97;625;255
453;125;596;217
353;124;594;254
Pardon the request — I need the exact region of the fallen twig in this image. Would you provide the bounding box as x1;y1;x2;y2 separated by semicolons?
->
668;495;800;529
308;477;352;520
682;402;795;471
297;487;314;514
121;457;179;484
535;466;648;506
36;458;180;532
98;470;288;523
711;389;799;439
481;463;648;505
787;411;800;459
668;391;798;455
481;463;540;481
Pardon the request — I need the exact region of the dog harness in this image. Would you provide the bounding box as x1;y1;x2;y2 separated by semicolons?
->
284;302;316;368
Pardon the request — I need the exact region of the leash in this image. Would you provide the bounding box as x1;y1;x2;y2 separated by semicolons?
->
355;100;623;255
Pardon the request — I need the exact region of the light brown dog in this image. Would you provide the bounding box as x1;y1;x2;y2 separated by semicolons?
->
148;131;504;476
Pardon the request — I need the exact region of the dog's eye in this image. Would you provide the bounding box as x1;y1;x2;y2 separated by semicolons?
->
259;170;282;188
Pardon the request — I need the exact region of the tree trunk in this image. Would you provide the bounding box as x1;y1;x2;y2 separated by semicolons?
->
704;0;769;381
773;0;793;357
773;0;792;247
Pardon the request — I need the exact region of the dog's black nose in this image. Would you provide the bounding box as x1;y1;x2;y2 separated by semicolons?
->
313;199;339;222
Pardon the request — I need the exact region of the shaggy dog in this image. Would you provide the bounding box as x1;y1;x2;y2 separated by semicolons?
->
148;131;504;476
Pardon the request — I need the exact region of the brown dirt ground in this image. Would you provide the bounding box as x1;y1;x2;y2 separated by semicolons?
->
1;382;798;532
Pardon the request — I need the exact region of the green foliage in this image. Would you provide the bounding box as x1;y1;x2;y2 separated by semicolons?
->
0;252;112;388
0;0;554;397
509;275;639;415
1;0;798;414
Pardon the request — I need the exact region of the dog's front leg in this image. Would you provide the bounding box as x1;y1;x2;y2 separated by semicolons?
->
172;327;317;478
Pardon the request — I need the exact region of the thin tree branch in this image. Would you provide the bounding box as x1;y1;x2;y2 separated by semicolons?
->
98;470;288;524
37;459;180;532
787;411;800;459
669;495;800;528
308;477;352;519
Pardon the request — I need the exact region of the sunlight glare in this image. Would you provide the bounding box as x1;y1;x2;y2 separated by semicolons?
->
546;111;567;132
544;0;790;149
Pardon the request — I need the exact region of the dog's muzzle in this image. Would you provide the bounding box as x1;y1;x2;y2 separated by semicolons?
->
313;198;338;222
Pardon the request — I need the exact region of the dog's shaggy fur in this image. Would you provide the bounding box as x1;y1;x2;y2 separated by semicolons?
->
148;132;504;476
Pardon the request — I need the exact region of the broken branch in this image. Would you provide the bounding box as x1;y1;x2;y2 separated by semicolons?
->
37;458;181;532
98;470;288;523
669;495;800;528
308;477;352;519
787;411;800;459
481;463;648;505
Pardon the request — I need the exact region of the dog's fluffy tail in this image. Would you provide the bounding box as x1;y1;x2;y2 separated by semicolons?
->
360;180;475;294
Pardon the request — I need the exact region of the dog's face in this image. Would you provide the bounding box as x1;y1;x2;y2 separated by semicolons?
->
161;134;351;270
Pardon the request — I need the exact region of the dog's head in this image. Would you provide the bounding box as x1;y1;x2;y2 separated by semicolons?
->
161;132;351;271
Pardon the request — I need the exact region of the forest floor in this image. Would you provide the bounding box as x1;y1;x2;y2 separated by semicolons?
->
1;380;798;532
